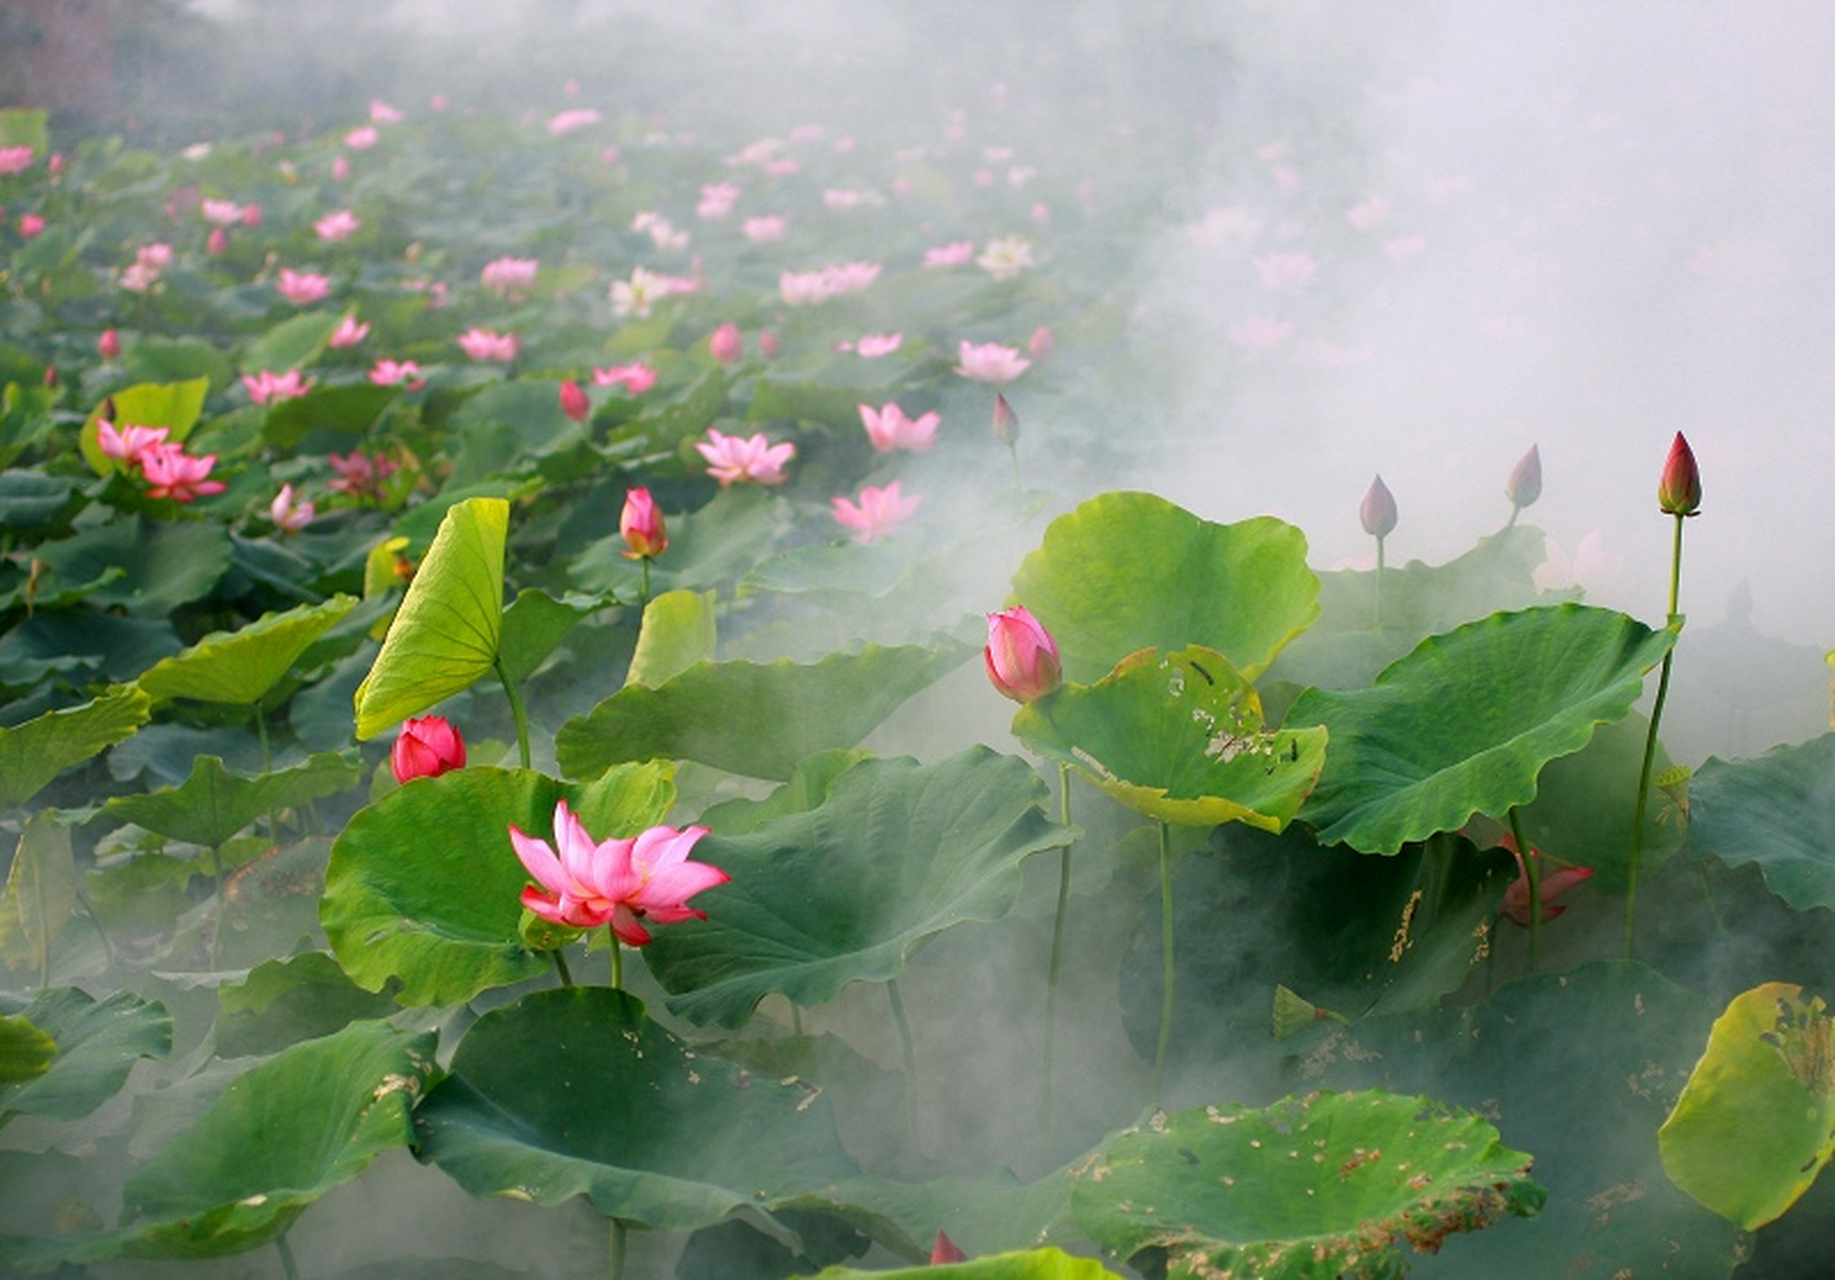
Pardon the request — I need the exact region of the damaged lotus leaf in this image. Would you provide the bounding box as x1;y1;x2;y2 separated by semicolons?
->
1070;1091;1544;1279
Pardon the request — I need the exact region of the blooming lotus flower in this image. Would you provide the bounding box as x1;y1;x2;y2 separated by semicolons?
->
832;481;922;543
620;487;667;559
140;445;225;502
742;214;787;242
591;362;657;395
19;213;44;238
1360;475;1397;539
631;210;689;251
344;126;379;150
269;483;316;534
976;235;1035;280
327;449;397;500
1658;432;1701;516
277;268;331;305
457;327;518;362
954;340;1030;385
559;379;590;423
850;333;903;358
314;209;361;242
609;266;698;319
97;421;170;469
1507;444;1542;511
328;314;369;347
985;606;1062;703
547;108;603;135
368;358;425;389
138;243;174;272
97;329;122;360
119;262;159;293
241;368;313;405
1498;837;1594;927
480;256;539;297
370;99;403;124
697;182;741;219
200;198;245;227
509;800;728;944
860;402;939;453
709;322;744;364
391;715;466;783
697;427;795;486
0;146;35;175
924;241;975;268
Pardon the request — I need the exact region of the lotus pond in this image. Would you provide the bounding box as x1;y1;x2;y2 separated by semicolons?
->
0;16;1833;1280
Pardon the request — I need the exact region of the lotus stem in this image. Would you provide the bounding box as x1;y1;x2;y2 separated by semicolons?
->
1008;441;1022;492
1041;761;1073;1128
1626;512;1685;958
552;947;574;988
608;1217;626;1280
790;1003;803;1036
1153;819;1175;1103
638;555;651;609
608;931;624;991
494;656;532;770
888;978;918;1147
1372;534;1385;630
275;1233;301;1280
1508;807;1540;972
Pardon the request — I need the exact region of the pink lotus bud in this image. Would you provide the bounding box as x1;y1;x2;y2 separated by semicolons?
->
97;329;121;360
758;330;780;358
19;213;44;238
620;487;667;559
1360;474;1397;539
930;1231;968;1265
48;152;63;175
1657;432;1701;516
559;379;590;423
992;393;1019;446
985;606;1062;704
206;227;229;255
1028;324;1054;360
42;365;57;388
392;715;466;783
1506;444;1542;510
709;322;743;364
241;203;263;228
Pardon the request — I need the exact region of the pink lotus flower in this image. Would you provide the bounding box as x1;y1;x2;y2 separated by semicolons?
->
1658;432;1701;517
609;266;698;318
697;427;795;486
985;606;1062;704
19;213;43;238
559;379;590;423
708;322;744;364
1498;837;1594;927
850;333;903;358
97;421;170;469
269;483;316;534
591;362;657;395
241;368;313;405
457;327;518;362
832;481;922;543
0;146;35;175
368;358;425;389
138;243;175;272
314;209;361;242
140;445;226;503
547;108;603;135
859;402;939;453
481;256;539;297
206;227;229;255
924;241;975;268
392;715;466;783
741;215;787;242
241;203;263;228
277;268;331;305
370;99;404;125
97;329;122;360
976;235;1034;280
620;487;667;559
697;183;741;219
327;449;397;500
509;800;728;944
344;126;379;150
201;198;245;227
954;340;1030;384
1028;325;1054;360
330;155;351;181
778;261;880;306
328;314;370;347
119;262;160;293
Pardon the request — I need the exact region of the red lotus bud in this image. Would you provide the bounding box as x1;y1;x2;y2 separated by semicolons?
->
992;393;1019;445
98;329;121;360
392;715;466;783
1360;474;1397;539
709;322;743;364
559;379;590;423
1658;432;1701;516
1506;444;1541;510
930;1231;967;1265
985;606;1061;703
620;487;667;559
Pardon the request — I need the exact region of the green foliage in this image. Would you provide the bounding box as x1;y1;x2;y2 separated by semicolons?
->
136;594;357;707
100;751;361;850
1688;734;1835;910
0;988;171;1126
0;685;151;810
806;1250;1121;1280
79;378;210;474
0;1015;56;1084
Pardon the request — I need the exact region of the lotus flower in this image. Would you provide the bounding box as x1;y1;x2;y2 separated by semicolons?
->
19;213;44;238
620;487;667;559
1658;432;1701;516
985;606;1062;703
391;715;466;783
697;183;740;219
1360;475;1397;539
140;445;225;502
697;427;794;486
268;483;316;534
241;368;313;405
559;379;590;423
742;214;786;242
709;322;744;364
277;268;331;305
831;481;922;543
509;800;728;944
1498;837;1594;927
954;340;1030;384
344;126;379;150
0;145;35;175
328;314;369;347
97;329;121;360
1507;444;1542;511
976;235;1035;280
368;359;424;389
314;209;361;242
97;421;170;469
850;333;903;358
931;1233;968;1265
481;256;539;297
924;241;975;268
327;449;397;500
457;327;518;362
860;402;939;453
591;362;657;394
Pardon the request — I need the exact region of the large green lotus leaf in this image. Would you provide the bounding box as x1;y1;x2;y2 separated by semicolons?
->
33;518;232;616
101;752;361;850
496;587;607;685
353;496;507;740
320;763;673;1006
795;1167;1079;1262
0;988;171;1124
1;810;77;979
625;588;717;688
1071;1093;1544;1279
1514;711;1680;893
643;747;1069;1028
214;952;401;1059
79;378;210;474
241;310;342;374
806;1250;1121;1280
262;384;400;450
1688;734;1835;910
0;684;151;809
136;594;356;707
102;1020;437;1260
554;640;972;782
1288;605;1677;854
1012;646;1327;831
413;987;855;1233
1009;492;1319;683
1659;983;1835;1230
1307;525;1552;642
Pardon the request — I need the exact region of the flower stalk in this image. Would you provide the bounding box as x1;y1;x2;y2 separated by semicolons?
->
1507;808;1541;971
1153;819;1175;1103
1041;761;1073;1128
494;656;531;769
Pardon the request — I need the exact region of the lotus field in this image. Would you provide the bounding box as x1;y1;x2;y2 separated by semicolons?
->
0;81;1832;1280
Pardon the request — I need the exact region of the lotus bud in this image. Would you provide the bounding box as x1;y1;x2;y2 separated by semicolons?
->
992;393;1019;446
1360;474;1397;539
985;606;1061;704
559;379;590;423
206;227;228;256
391;714;466;783
241;203;263;228
620;487;667;560
98;329;121;360
1028;324;1054;360
1658;431;1701;516
709;321;743;365
930;1231;968;1265
1506;444;1541;510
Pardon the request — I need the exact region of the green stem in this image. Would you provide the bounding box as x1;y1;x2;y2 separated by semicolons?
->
1153;820;1175;1103
888;978;918;1146
608;1217;626;1280
275;1233;301;1280
494;656;532;770
609;930;623;991
1696;864;1728;938
1626;512;1686;958
639;555;651;609
1007;440;1022;491
552;947;574;987
1372;534;1386;630
790;1003;804;1036
1041;762;1073;1128
1507;808;1540;972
